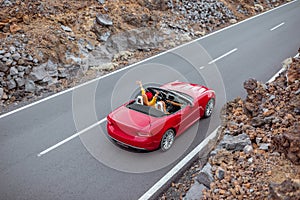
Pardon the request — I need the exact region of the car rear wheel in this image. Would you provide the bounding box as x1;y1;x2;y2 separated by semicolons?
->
204;98;214;118
160;129;175;151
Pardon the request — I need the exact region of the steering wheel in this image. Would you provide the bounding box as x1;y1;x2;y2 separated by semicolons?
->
158;91;167;101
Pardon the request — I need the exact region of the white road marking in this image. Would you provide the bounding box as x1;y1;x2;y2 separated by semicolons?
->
267;53;299;83
138;127;219;200
267;68;285;83
0;0;297;120
270;22;285;31
199;66;205;69
208;48;238;64
37;118;107;157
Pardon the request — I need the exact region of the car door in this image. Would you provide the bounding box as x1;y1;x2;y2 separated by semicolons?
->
175;102;199;135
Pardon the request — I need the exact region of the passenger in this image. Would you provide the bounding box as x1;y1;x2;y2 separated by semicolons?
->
136;80;169;114
136;81;185;114
136;80;158;106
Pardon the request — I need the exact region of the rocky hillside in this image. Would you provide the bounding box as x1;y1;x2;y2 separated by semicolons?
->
160;51;300;199
0;0;287;112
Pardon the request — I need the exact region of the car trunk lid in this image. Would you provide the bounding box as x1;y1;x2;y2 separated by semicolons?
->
109;106;154;136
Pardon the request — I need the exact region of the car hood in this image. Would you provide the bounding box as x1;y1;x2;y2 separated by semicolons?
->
161;81;209;99
108;105;159;136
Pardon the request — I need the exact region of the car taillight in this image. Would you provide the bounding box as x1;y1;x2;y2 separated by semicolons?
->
137;132;152;137
107;116;113;125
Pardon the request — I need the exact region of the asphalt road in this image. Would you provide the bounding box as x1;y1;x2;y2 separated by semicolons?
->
1;1;300;199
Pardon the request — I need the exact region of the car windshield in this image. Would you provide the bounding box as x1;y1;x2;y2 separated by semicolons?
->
126;102;166;118
170;90;194;102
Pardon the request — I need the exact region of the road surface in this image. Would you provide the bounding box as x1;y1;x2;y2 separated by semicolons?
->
0;1;299;199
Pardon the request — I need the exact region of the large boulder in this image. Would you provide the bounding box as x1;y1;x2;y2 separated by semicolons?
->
106;27;165;52
220;133;251;151
184;182;207;200
29;64;48;81
25;79;35;92
272;123;300;165
46;60;58;77
196;163;214;188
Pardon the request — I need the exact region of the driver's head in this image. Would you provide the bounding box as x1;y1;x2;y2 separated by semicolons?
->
146;91;153;101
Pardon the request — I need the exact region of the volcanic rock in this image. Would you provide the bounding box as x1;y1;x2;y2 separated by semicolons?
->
184;182;207;200
61;25;72;32
0;87;3;99
7;79;16;89
269;179;300;200
0;61;9;72
29;64;48;82
96;14;113;26
220;133;251;151
216;167;225;180
272;123;300;165
196;163;214;188
10;66;18;76
25;79;35;92
15;77;25;87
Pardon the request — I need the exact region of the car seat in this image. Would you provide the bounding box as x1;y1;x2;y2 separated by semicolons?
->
155;101;164;112
136;96;143;105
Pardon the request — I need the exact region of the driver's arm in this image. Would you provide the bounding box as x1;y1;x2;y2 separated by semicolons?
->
166;100;182;107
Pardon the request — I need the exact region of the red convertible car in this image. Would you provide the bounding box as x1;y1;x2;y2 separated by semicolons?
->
107;81;215;151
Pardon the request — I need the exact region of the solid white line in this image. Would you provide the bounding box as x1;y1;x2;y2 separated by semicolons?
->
267;52;299;83
208;48;238;64
0;0;297;120
37;118;107;157
270;22;285;31
138;127;219;200
267;67;285;83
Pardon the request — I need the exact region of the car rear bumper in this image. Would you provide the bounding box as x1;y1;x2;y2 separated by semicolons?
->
107;124;159;151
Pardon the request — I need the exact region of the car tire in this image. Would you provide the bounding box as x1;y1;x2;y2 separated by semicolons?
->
204;98;215;118
160;129;175;151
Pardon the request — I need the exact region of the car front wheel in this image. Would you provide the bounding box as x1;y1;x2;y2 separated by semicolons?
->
204;98;215;118
160;129;175;151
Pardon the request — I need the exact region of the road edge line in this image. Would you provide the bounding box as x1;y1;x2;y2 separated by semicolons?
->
138;127;220;200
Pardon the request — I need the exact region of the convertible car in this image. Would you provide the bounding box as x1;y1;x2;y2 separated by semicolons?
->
106;81;215;151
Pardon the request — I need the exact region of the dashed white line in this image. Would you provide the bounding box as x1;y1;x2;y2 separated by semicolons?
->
270;22;284;31
199;66;205;69
37;117;107;157
270;22;285;31
208;48;238;64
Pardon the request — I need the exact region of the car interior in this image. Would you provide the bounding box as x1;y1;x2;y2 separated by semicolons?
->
132;87;187;115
